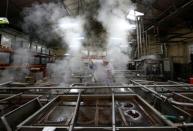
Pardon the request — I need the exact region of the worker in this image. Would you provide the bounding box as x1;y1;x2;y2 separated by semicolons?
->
93;59;114;85
103;59;114;84
88;59;96;71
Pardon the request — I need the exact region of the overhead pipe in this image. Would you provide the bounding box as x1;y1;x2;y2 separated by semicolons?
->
145;31;148;55
141;18;146;55
136;17;140;58
139;17;142;57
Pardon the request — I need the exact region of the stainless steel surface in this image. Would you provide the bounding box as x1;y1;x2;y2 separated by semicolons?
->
131;79;193;128
1;97;42;131
0;79;191;131
0;94;41;131
17;94;176;131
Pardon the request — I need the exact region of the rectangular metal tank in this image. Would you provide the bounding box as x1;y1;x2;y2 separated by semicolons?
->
18;94;176;131
0;93;42;131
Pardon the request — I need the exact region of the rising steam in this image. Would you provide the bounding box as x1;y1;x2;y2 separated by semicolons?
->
97;0;136;83
21;0;136;85
23;2;86;84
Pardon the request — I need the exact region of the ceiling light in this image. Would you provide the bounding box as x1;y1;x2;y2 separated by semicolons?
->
127;14;136;21
120;45;129;48
110;37;122;40
0;17;9;24
70;89;79;93
130;10;144;16
127;10;144;21
64;53;70;56
74;37;85;40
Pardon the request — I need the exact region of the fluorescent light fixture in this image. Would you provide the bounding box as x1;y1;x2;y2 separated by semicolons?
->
120;45;129;48
110;37;122;40
74;37;85;40
0;17;9;24
130;10;144;16
64;53;70;56
127;14;136;21
120;88;125;92
37;45;41;49
127;10;144;21
59;23;78;29
70;89;79;93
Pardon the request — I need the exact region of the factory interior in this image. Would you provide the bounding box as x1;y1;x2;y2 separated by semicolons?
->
1;0;193;131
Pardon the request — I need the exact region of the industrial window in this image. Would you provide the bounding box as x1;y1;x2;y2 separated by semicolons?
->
1;34;12;48
0;52;10;64
37;45;41;53
31;44;37;52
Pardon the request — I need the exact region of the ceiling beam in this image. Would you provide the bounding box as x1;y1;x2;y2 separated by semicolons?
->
144;0;193;32
167;31;193;40
61;0;71;16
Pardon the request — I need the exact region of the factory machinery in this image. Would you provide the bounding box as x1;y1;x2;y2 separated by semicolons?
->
0;69;193;131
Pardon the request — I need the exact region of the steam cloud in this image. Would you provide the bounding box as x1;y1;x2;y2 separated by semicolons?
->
97;0;136;83
21;0;136;85
23;3;66;43
23;2;86;85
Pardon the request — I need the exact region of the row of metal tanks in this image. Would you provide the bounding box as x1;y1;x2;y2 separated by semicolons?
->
1;80;193;131
129;80;193;131
0;91;178;131
16;93;176;131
